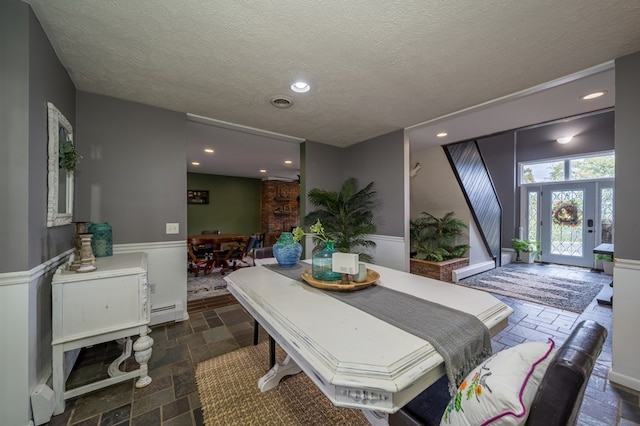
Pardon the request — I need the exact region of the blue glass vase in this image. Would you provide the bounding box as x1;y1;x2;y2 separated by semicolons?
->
88;222;113;257
312;240;342;281
272;232;303;268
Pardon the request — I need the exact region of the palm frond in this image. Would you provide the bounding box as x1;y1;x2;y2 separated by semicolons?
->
303;178;380;262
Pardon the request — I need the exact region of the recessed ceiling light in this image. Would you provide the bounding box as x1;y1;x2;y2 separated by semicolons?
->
284;160;293;164
290;81;310;93
191;162;200;166
260;169;267;173
557;136;573;144
204;148;214;153
581;91;607;100
436;132;448;138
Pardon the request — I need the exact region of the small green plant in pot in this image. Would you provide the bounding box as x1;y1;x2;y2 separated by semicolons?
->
511;238;540;263
596;253;614;275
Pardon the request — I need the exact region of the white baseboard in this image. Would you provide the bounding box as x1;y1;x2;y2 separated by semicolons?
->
610;370;640;392
452;260;496;282
150;302;187;325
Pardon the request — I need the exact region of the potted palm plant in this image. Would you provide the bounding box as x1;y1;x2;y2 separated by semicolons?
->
301;177;379;263
409;211;470;282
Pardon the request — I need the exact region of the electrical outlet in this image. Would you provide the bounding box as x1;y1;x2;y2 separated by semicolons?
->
166;223;179;234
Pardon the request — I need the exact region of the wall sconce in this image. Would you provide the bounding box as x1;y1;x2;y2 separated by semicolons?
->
557;136;573;144
410;162;422;178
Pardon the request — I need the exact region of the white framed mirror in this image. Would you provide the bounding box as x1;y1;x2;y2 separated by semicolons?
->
47;102;75;227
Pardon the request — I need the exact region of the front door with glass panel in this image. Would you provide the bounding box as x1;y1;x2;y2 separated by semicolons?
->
540;183;596;267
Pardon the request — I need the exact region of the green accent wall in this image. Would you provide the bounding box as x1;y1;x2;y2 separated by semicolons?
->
187;173;261;236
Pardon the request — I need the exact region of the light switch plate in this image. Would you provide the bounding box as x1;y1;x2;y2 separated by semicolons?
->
332;252;359;274
166;223;179;234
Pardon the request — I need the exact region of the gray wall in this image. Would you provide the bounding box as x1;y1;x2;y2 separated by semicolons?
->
516;111;614;162
478;133;516;247
301;140;345;219
0;1;76;273
476;110;615;249
614;52;640;260
29;8;77;268
0;1;29;273
302;130;405;238
76;92;187;243
345;129;405;237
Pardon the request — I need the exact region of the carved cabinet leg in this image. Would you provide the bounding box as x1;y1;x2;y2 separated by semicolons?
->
133;330;154;388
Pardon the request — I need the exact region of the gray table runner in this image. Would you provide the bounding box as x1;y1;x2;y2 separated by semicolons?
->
264;263;492;394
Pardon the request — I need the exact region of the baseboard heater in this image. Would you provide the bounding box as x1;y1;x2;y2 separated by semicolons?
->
150;302;184;325
452;260;496;282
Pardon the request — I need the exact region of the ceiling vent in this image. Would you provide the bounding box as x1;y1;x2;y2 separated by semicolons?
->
270;96;293;109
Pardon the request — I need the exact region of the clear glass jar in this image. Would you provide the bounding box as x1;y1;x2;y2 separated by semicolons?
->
312;240;342;281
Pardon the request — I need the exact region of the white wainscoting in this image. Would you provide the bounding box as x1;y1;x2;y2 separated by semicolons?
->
114;241;188;325
610;258;640;392
0;250;69;426
366;234;408;271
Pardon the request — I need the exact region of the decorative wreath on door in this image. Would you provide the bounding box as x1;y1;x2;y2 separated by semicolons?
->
552;199;582;226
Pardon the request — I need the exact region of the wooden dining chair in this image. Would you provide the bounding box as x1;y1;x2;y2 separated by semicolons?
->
220;235;257;274
187;238;215;277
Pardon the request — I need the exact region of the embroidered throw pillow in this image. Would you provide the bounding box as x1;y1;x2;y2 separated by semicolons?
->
441;339;555;426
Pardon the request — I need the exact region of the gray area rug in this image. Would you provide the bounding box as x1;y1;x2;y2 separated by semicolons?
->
458;266;605;313
188;257;255;300
187;269;229;301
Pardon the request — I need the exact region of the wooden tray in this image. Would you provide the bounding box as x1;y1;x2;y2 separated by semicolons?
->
301;268;379;292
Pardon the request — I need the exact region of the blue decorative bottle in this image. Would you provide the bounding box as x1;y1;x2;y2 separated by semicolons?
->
312;240;342;281
272;232;302;268
88;222;113;257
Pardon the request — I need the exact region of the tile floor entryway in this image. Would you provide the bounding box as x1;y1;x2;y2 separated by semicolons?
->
45;264;640;426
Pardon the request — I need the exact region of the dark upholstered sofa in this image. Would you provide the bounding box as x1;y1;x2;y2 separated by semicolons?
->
389;320;607;426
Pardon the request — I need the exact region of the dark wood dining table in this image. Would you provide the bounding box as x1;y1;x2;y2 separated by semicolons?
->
190;233;248;247
187;233;249;275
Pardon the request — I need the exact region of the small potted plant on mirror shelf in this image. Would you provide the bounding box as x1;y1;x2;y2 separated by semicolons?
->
511;238;540;263
59;138;80;171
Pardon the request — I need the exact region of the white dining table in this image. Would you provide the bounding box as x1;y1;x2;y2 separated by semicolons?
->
224;261;513;425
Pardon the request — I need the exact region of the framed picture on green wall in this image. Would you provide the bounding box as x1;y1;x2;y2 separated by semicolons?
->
187;190;209;204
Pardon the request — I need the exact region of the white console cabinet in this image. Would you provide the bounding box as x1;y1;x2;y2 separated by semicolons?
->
51;252;153;415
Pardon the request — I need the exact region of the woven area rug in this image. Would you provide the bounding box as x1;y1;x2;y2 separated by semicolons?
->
196;342;369;425
457;265;605;313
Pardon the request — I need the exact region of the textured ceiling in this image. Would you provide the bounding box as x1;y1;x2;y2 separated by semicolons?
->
26;0;640;179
